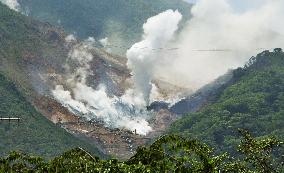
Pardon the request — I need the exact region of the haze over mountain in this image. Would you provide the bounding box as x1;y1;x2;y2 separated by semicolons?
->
0;0;283;168
16;0;192;55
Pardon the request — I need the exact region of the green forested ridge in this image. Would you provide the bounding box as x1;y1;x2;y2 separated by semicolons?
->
0;3;105;159
0;2;68;96
169;48;284;155
0;130;283;172
0;73;105;158
18;0;191;54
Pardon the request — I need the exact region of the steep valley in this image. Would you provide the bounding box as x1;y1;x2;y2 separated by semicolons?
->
1;0;283;165
0;1;283;172
0;2;195;159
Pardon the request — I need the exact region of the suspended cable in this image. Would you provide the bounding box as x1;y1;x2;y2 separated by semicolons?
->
103;44;273;52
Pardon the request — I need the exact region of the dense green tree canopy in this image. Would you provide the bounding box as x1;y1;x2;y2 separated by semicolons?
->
169;49;284;155
0;130;283;172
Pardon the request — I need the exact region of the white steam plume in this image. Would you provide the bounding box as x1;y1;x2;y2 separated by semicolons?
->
52;0;284;135
159;0;284;90
128;0;284;97
99;37;112;53
0;0;20;11
52;36;152;135
126;10;182;105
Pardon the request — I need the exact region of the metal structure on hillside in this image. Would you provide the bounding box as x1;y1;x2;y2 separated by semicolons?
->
0;117;21;123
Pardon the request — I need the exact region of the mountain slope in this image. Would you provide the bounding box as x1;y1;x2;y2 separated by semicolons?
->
0;2;69;97
0;1;129;96
18;0;192;55
169;49;284;154
0;2;130;158
0;1;151;159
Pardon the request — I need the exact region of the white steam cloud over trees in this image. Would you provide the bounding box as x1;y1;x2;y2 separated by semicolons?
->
148;0;284;91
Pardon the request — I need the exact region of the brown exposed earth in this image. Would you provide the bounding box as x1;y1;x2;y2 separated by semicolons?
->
34;95;177;160
30;46;186;159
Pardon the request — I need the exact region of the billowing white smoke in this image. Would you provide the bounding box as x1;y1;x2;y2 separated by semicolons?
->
52;36;152;135
0;0;20;11
160;0;284;89
127;10;182;105
128;0;284;99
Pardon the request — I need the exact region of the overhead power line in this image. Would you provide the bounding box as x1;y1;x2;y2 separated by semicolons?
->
103;44;272;52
